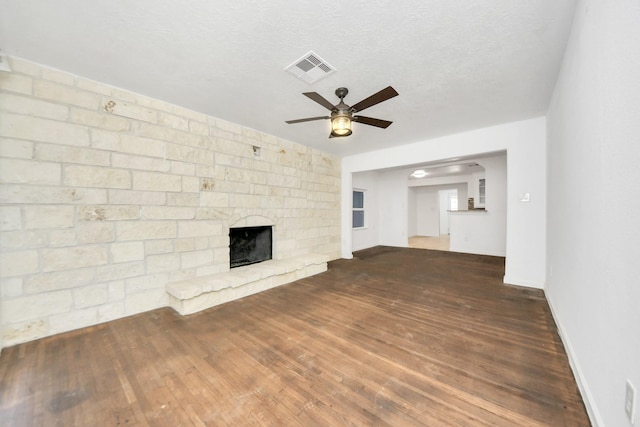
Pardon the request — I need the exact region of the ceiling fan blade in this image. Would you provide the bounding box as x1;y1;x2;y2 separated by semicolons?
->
350;86;399;113
353;115;393;129
285;116;330;124
303;92;336;110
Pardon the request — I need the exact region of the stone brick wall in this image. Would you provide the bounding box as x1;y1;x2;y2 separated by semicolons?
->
0;58;341;348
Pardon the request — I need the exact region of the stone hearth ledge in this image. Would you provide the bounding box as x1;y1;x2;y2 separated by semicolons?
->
166;254;329;315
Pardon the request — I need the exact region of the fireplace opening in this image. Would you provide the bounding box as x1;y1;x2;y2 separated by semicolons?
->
229;226;272;268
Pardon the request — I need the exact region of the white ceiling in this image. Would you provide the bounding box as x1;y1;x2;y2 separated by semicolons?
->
0;0;576;157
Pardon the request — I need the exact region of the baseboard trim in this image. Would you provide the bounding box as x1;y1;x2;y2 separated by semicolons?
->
502;275;544;289
546;295;604;427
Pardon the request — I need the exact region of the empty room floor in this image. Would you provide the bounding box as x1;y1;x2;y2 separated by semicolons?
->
0;247;589;426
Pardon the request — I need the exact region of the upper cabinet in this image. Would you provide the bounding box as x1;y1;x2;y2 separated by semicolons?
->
478;178;486;207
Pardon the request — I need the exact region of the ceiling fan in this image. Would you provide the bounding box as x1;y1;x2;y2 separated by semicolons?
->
286;86;399;138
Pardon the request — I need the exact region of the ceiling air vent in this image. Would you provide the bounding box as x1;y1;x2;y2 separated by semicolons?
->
285;51;335;84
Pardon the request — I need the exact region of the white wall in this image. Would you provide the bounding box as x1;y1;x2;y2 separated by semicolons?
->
407;188;417;238
449;155;507;256
377;169;409;247
342;117;546;288
546;1;640;425
415;187;439;237
352;171;380;251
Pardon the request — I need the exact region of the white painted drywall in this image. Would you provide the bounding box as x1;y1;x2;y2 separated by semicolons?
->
415;187;440;237
545;1;640;426
407;188;417;238
439;189;458;235
377;169;410;248
449;155;507;256
342;117;547;288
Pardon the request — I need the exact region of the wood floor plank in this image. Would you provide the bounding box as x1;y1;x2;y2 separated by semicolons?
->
0;247;590;426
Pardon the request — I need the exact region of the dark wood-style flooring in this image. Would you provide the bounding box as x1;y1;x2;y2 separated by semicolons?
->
0;247;590;426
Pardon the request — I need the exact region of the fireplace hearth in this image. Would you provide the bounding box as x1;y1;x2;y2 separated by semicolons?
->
229;226;272;268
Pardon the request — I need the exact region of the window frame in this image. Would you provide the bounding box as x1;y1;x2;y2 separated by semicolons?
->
352;189;366;229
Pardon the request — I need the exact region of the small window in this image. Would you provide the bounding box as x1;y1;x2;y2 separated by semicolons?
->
353;190;365;228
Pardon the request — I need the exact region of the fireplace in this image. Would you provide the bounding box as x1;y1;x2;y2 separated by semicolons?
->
229;226;273;268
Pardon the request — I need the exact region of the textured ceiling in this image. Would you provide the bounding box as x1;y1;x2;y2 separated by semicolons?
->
0;0;577;157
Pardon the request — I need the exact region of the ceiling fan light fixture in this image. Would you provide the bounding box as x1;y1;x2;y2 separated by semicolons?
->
331;113;352;137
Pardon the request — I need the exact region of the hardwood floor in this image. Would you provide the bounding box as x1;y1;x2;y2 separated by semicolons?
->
408;235;451;251
0;247;590;426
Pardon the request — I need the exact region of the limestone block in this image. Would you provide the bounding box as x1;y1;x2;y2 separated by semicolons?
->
189;120;209;136
42;246;108;272
0;138;34;159
178;220;222;238
73;284;108;309
134;122;177;142
144;239;174;255
125;289;168;316
75;222;115;244
195;208;229;220
64;165;131;189
0;92;69;120
34;80;101;109
170;161;196;176
24;268;95;293
181;249;214;269
47;228;76;248
117;221;177;241
182;176;200;193
174;132;209;149
126;274;168;292
0;277;23;298
132;171;181;192
0;158;60;185
170;105;208;123
0;230;46;250
112;153;171;173
108;281;125;301
70;107;130;132
2;319;48;347
166;142;214;165
96;261;145;282
200;192;230;208
267;173;301;189
229;193;261;208
0;206;21;231
36;144;110;166
76;78;113;96
41;68;75;86
211;118;242;135
0;250;39;277
78;205;140;221
111;88;137;102
107;190;166;206
2;289;73;323
110;242;144;263
166;193;200;207
0;74;33;94
98;302;126;323
103;100;157;124
48;306;97;334
93;132;165;158
23;205;74;229
174;238;196;252
140;206;196;220
146;253;180;274
158;112;189;131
